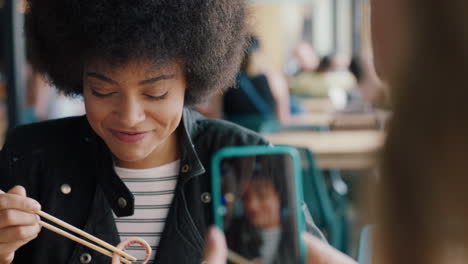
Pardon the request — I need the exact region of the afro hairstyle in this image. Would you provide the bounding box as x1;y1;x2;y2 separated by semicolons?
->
25;0;249;105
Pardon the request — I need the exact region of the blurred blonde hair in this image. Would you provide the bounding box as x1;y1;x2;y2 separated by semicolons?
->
377;1;468;263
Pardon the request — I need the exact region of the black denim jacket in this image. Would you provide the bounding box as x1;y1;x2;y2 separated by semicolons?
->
0;108;323;264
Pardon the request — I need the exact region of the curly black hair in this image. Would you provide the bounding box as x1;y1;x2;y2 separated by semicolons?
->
25;0;248;105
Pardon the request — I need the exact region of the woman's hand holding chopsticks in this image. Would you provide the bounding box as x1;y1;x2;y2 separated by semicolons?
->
0;187;138;264
0;186;42;264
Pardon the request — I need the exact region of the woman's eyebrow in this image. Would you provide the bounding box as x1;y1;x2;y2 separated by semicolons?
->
86;72;118;84
138;74;175;85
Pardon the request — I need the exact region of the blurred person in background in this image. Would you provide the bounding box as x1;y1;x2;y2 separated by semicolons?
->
348;54;388;110
290;56;332;98
328;53;357;94
223;35;291;124
345;55;377;112
223;36;276;121
290;54;356;104
197;35;292;122
285;41;320;77
330;53;351;72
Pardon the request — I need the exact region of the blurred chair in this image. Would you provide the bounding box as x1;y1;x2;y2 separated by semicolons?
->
224;72;276;131
295;147;350;253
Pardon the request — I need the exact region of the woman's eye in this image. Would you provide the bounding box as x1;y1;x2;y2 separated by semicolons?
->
91;89;115;97
145;91;168;100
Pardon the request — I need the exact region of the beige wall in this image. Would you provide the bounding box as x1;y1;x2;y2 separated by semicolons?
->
336;0;352;55
249;1;356;70
250;3;304;71
312;0;334;55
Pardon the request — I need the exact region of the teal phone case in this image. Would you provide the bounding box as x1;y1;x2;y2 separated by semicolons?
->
211;145;306;264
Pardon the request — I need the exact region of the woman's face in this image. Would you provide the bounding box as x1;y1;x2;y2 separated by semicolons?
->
83;60;186;169
243;181;281;229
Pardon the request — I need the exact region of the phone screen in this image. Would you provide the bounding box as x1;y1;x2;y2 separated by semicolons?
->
217;153;302;264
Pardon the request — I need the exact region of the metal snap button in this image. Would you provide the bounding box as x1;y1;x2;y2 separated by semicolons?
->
201;192;211;203
84;137;90;142
80;252;92;264
118;197;127;208
60;184;72;195
181;164;190;173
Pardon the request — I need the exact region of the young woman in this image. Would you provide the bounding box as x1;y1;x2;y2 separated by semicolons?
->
0;1;324;263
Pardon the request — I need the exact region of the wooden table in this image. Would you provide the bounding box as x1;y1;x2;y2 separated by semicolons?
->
297;97;390;130
331;112;379;130
286;112;380;130
287;113;334;128
264;130;384;170
299;98;334;113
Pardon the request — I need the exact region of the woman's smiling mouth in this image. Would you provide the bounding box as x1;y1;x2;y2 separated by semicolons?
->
110;129;151;143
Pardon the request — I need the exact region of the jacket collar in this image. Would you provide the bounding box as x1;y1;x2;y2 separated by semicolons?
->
80;107;206;217
178;107;206;182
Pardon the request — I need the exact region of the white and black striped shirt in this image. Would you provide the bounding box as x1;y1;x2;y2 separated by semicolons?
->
113;160;180;264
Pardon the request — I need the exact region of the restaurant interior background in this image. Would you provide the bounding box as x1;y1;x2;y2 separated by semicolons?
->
0;0;384;258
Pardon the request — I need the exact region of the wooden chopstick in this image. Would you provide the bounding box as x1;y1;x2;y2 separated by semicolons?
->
227;249;253;264
0;189;137;262
40;221;132;264
37;210;137;261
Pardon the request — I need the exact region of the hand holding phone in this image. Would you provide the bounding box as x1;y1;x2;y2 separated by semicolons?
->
202;227;357;264
211;146;306;264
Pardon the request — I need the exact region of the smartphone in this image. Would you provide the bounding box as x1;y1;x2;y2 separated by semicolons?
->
211;145;306;264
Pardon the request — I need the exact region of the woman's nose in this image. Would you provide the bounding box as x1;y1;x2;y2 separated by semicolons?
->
116;96;145;127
